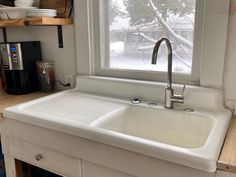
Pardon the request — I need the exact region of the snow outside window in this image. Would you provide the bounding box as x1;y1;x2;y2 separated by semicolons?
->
107;0;196;74
90;0;204;84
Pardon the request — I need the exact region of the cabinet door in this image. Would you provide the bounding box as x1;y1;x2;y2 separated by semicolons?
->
81;160;135;177
216;171;236;177
9;137;81;177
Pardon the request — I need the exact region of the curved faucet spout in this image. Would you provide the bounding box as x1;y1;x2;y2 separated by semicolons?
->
151;37;184;109
152;37;172;89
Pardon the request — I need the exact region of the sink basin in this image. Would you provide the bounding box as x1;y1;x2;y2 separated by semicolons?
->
92;106;214;148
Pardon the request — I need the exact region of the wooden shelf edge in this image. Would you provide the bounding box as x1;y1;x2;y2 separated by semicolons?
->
26;17;73;26
0;18;25;27
0;17;73;27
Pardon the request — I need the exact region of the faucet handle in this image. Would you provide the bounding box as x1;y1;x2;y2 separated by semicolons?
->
171;85;185;104
181;85;186;97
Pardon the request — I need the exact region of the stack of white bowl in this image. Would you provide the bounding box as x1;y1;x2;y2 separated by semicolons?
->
14;0;34;7
0;7;37;20
0;0;36;20
26;9;57;18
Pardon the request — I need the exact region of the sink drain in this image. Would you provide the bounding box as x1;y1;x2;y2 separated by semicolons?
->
184;108;195;112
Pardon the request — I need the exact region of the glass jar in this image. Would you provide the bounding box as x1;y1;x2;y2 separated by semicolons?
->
36;61;55;92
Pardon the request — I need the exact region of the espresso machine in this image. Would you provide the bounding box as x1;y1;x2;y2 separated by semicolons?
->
0;41;42;95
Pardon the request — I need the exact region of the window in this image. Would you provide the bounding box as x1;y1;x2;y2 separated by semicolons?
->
108;0;195;74
90;0;204;84
76;0;230;87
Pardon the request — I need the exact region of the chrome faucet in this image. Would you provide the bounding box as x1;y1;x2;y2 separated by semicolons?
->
151;38;185;109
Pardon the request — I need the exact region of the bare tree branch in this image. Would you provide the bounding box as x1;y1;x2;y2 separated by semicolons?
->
134;20;159;30
134;32;156;43
137;44;191;69
173;51;191;69
138;45;155;50
183;15;194;26
149;0;193;50
178;45;192;58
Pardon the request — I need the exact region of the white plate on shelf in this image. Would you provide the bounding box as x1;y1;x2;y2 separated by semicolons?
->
26;13;57;18
26;9;57;18
27;9;57;13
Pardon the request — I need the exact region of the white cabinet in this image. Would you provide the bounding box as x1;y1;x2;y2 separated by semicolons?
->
81;160;134;177
3;136;81;177
216;171;236;177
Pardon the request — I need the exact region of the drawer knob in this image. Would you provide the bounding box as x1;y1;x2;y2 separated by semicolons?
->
35;154;43;161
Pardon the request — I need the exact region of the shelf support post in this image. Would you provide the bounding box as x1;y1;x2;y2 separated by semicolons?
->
57;25;64;48
2;28;7;43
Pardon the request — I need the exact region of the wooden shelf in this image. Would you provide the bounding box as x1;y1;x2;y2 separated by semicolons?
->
0;17;73;27
0;17;73;48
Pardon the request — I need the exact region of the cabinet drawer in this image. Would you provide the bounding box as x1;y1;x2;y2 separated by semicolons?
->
9;137;80;177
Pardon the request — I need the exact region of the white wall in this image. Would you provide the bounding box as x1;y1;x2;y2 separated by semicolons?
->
224;0;236;111
0;25;77;89
200;0;230;88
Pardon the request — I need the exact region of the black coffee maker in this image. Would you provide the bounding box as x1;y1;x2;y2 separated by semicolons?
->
0;41;42;95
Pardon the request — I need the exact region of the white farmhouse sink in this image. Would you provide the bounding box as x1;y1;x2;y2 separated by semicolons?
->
92;106;213;148
3;76;232;173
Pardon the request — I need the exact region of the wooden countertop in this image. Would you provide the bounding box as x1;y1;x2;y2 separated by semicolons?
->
218;116;236;173
0;90;52;114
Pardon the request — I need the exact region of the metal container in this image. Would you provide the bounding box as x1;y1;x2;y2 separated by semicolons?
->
36;61;55;92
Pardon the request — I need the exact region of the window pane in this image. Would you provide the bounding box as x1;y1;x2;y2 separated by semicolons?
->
106;0;196;74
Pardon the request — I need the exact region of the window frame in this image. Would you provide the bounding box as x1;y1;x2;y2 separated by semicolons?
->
75;0;230;88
